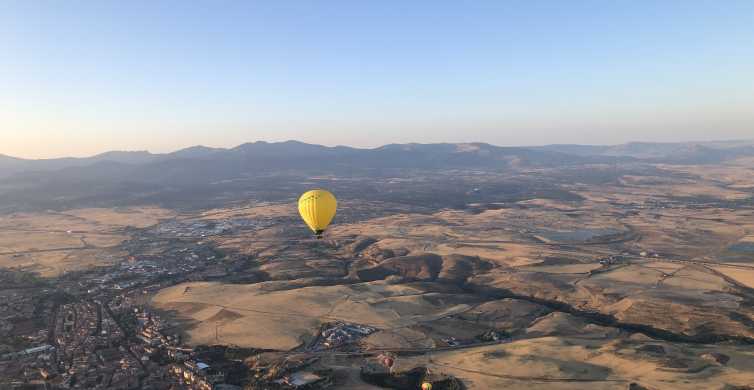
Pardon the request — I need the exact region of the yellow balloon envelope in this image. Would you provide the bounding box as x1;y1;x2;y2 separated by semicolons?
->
298;189;337;237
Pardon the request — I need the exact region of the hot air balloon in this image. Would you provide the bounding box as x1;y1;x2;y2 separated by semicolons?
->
298;189;337;238
377;353;395;373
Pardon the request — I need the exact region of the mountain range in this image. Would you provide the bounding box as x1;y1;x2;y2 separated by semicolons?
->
0;141;604;179
1;139;752;212
3;139;753;179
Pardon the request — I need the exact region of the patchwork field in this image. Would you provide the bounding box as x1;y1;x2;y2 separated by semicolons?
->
3;157;754;389
0;206;173;276
152;280;479;350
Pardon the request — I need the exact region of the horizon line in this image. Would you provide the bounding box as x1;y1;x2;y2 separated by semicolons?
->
3;138;754;161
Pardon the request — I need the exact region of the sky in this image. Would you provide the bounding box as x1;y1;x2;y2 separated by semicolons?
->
2;1;754;158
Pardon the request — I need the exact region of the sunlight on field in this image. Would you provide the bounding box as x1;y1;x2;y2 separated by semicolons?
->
713;265;754;289
401;336;754;389
62;207;175;228
0;207;172;276
152;281;475;350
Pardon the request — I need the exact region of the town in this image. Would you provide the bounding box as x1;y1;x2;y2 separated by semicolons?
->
0;215;402;390
0;221;259;389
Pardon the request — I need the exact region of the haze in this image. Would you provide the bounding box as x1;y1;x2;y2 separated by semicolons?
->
2;1;754;158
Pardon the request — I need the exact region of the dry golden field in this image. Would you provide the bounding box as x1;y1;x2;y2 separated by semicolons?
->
0;206;174;276
144;162;754;388
3;160;754;388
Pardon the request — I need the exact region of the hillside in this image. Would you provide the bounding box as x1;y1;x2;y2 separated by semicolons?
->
2;140;753;212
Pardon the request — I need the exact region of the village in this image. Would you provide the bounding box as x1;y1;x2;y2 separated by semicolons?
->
0;220;246;389
0;216;385;390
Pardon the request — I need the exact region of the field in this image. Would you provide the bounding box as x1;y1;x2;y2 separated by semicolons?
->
142;161;754;388
399;335;754;389
3;158;754;388
0;207;174;276
152;280;478;350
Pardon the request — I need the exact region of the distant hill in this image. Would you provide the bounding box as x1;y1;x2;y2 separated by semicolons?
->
0;140;614;179
3;139;752;179
0;141;619;211
169;145;224;159
536;140;754;161
0;150;161;178
0;139;751;212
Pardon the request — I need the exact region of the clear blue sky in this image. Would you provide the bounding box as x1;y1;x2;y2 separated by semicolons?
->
2;0;753;158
